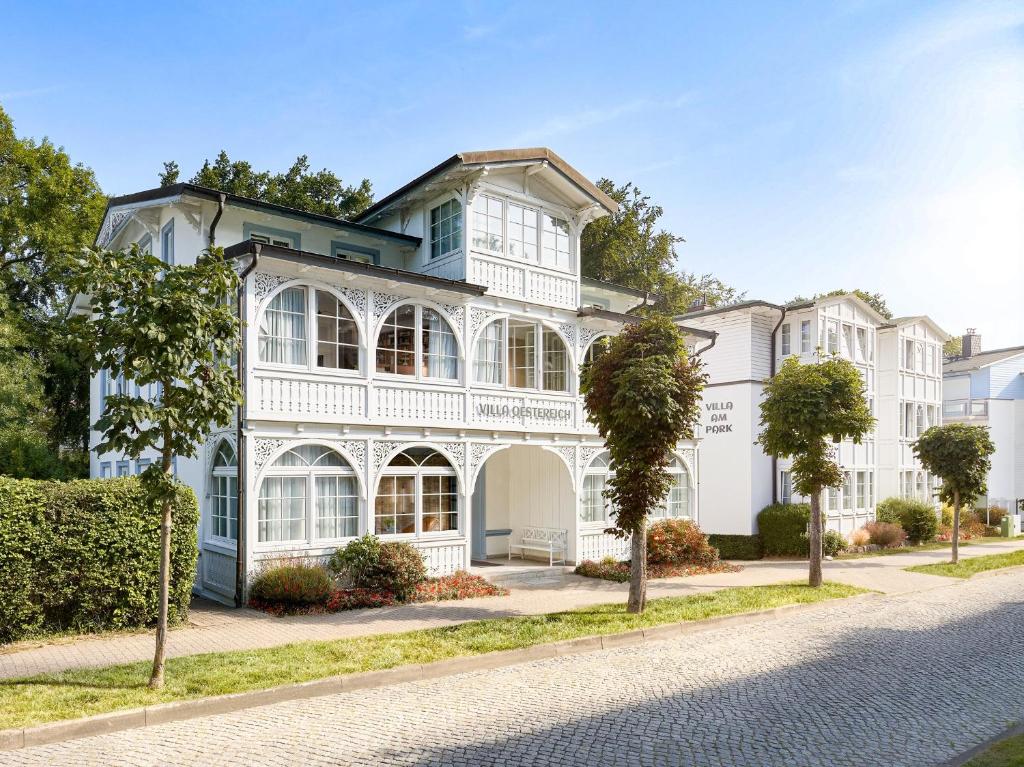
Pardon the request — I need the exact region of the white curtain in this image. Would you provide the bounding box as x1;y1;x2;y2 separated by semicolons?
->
258;476;306;542
474;320;504;384
259;287;307;365
424;310;458;379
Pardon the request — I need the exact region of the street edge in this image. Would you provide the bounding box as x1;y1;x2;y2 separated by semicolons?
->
0;591;878;751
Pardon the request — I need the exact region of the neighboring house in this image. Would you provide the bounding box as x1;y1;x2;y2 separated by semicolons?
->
86;148;706;605
678;295;946;536
943;331;1024;511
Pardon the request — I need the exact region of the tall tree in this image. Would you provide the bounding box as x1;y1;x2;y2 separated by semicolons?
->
73;244;241;688
581;315;706;612
758;357;875;586
581;179;741;314
913;423;995;564
943;336;963;360
160;150;373;219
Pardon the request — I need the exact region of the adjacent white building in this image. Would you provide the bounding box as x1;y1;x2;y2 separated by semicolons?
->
943;332;1024;511
87;148;704;604
679;294;947;536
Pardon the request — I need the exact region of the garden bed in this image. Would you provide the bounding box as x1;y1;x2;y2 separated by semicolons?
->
249;571;507;616
575;559;740;582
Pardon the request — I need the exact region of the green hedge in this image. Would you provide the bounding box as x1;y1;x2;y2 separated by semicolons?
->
876;497;938;543
707;534;764;560
757;503;812;556
0;476;199;644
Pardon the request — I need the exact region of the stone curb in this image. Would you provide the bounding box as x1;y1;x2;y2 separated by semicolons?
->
937;720;1024;767
0;592;877;751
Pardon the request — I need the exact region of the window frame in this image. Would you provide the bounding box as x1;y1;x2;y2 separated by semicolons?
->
160;220;174;265
257;283;363;375
473;318;572;394
243;222;301;250
780;323;791;356
800;320;811;353
429;198;463;260
375;303;460;383
331;241;379;265
209;440;238;544
375;448;460;539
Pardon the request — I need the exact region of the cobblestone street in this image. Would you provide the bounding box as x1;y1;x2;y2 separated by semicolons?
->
7;569;1024;767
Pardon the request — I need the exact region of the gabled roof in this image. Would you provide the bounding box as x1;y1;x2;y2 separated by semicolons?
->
100;183;421;247
884;315;950;341
944;345;1024;374
355;148;618;223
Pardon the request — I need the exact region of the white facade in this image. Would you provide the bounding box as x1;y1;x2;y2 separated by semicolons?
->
89;149;700;604
680;295;946;536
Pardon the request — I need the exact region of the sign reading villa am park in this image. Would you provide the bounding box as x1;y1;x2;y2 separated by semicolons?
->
704;400;735;435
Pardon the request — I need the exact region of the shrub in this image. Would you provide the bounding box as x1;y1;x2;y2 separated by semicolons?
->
249;562;333;607
707;534;763;560
757;503;812;556
0;476;198;644
875;497;939;543
865;521;907;548
848;527;871;547
823;529;846;557
330;535;427;602
647;519;720;566
415;571;508;601
981;506;1007;526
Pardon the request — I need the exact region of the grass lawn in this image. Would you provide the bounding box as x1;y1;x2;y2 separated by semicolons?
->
963;731;1024;766
0;582;865;731
906;550;1024;579
836;537;1024;561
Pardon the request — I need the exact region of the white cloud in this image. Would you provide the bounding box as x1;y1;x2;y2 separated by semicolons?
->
512;94;696;145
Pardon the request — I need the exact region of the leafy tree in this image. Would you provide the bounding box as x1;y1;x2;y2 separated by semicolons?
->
943;336;963;360
581;179;741;314
758;356;875;586
73;244;241;688
913;424;995;564
791;289;893;319
160;150;373;219
581;315;706;612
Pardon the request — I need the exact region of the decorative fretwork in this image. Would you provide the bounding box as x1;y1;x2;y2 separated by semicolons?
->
438;303;465;333
253;273;292;302
578;445;605;476
439;441;466;471
205;433;237;474
470;308;499;339
371;291;401;322
97;209;133;247
338;287;367;320
371;440;404;476
555;445;576;479
469;442;510;485
558;323;577;349
253;438;285;470
676;447;696;467
338;439;366;473
578;326;604;354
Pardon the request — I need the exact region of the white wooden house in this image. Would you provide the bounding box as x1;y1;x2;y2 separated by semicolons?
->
88;149;704;604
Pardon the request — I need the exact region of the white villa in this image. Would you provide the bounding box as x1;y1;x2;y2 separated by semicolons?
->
88;148;705;605
678;295;947;536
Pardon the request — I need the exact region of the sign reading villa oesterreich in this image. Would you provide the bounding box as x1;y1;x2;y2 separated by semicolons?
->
475;403;573;421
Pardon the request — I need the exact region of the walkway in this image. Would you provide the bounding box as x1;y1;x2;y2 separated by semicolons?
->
8;568;1024;766
2;538;1023;680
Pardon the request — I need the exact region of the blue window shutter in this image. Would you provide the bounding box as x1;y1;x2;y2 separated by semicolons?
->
161;220;175;265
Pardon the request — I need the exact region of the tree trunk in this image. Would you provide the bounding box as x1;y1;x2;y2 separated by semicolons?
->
951;489;960;565
148;437;174;690
808;490;823;587
627;517;648;614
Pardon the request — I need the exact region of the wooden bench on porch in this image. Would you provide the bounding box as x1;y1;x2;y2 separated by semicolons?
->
508;527;568;566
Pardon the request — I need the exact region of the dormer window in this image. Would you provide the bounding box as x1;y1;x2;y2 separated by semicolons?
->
542;214;570;270
429;199;462;259
472;196;504;252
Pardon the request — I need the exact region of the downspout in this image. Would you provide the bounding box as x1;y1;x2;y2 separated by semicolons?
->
693;331;718;358
769;306;788;504
233;237;260;607
208;193;226;248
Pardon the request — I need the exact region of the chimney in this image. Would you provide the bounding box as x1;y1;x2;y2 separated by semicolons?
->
686;296;707;314
962;329;982;358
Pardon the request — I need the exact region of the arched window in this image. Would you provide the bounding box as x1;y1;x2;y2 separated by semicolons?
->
375;447;458;537
580;451;612;524
258;285;359;371
258;444;358;543
582;336;609;368
652;456;692;520
210;440;237;541
473;319;570;392
376;305;458;379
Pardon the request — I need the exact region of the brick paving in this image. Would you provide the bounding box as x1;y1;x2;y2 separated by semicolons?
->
7;569;1024;766
2;538;1024;681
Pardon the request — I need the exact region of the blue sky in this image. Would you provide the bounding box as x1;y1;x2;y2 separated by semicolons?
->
3;1;1022;346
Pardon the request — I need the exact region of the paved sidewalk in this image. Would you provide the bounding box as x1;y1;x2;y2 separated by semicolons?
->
8;568;1024;766
2;537;1023;680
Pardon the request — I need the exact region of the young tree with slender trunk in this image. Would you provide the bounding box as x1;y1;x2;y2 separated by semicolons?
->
73;244;240;689
913;423;994;565
580;316;705;613
758;356;874;587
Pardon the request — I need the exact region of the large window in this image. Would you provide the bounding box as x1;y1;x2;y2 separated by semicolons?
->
652;456;692;520
210;440;238;541
542;214;570;269
430;199;462;259
800;320;811;353
474;319;570;392
375;447;458;536
259;286;360;371
472;195;503;252
507;203;538;260
781;471;793;504
258;445;358;543
581;452;691;523
376;305;458;380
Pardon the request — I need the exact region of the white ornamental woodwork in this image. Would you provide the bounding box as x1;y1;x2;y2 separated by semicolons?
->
206;433;237;474
438;303;465;333
578;445;606;479
337;286;367;320
371;291;401;322
371;440;405;476
470;308;500;340
97;209;133;247
252;378;365;420
337;440;367;474
469;442;511;485
254;273;293;303
253;438;285;470
375;386;464;424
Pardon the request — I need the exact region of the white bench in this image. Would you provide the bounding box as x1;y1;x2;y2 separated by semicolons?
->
508;527;568;566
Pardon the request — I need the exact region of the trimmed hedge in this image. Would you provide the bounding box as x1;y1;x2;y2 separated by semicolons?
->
0;476;199;644
875;497;938;543
757;503;812;556
707;534;764;560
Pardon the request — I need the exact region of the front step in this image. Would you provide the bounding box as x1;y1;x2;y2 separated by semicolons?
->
473;563;577;587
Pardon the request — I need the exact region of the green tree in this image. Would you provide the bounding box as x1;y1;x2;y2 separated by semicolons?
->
161;150;374;219
581;315;706;612
943;336;962;359
913;423;995;564
581;179;741;314
758;356;875;586
73;244;241;688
